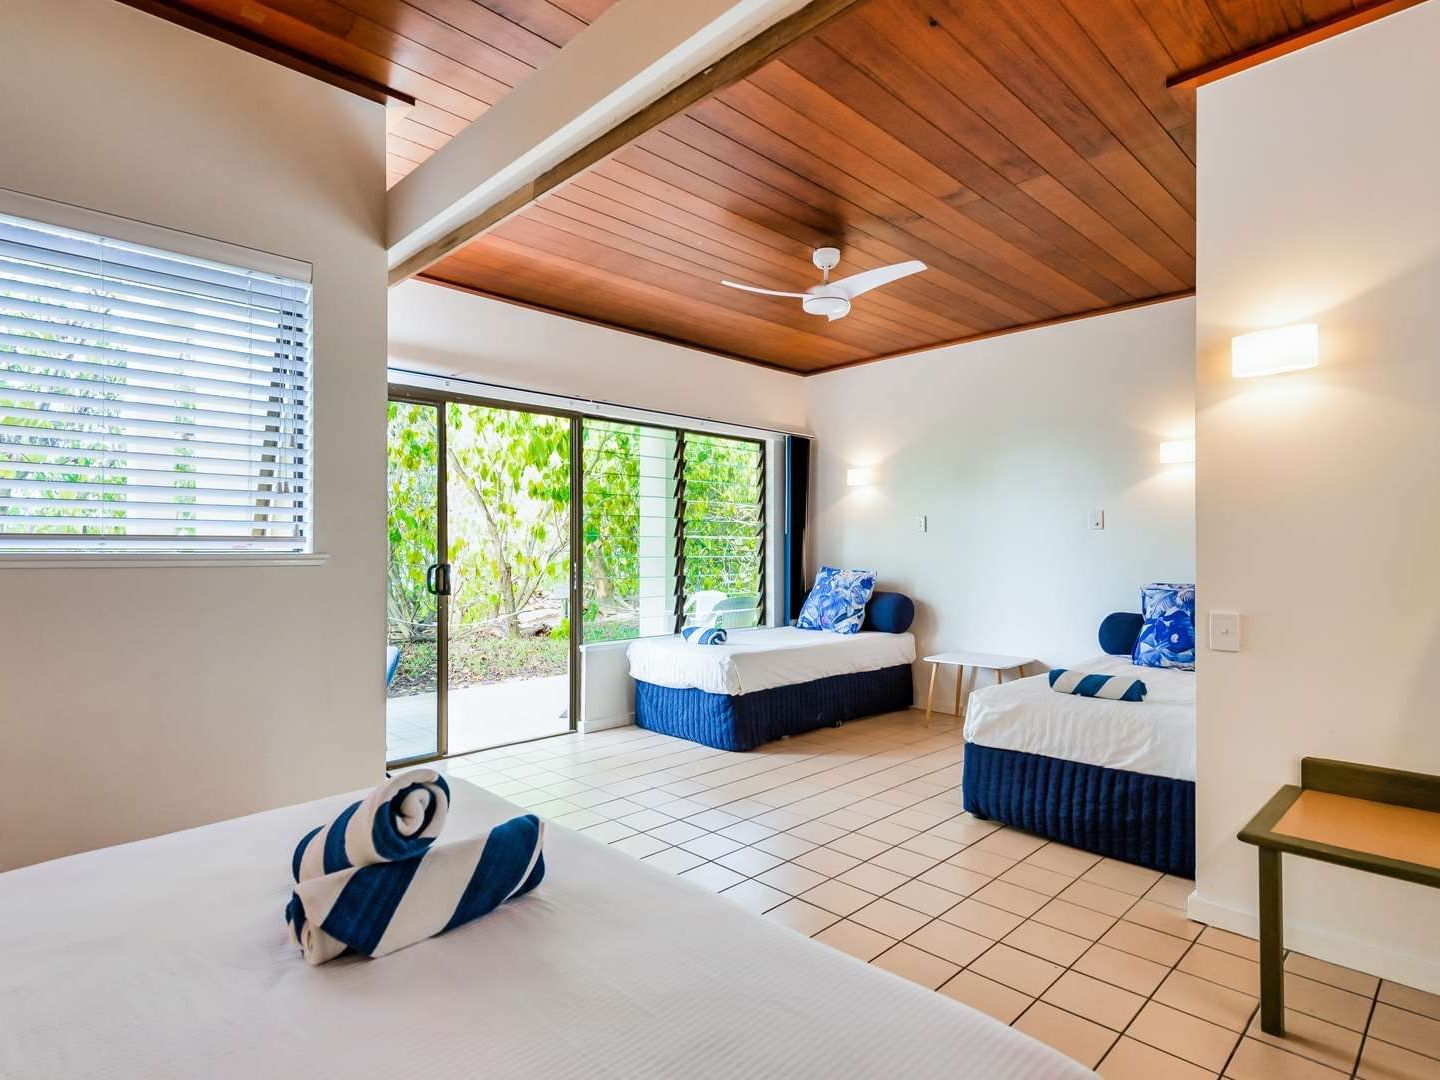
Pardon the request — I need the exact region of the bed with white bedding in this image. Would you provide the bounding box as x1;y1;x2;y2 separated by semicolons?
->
962;654;1196;877
0;779;1091;1080
627;625;917;750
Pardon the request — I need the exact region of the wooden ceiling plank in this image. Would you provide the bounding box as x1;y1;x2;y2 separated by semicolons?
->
775;36;1158;300
723;75;1117;312
383;0;574;66
983;0;1197;214
459;233;866;366
547;179;977;341
388;0;875;282
1203;0;1300;49
391;116;454;152
500;205;921;353
613;135;1045;327
669;102;1041;326
476;0;591;45
1129;0;1236;71
634;126;989;336
867;0;1194;283
923;0;1196;256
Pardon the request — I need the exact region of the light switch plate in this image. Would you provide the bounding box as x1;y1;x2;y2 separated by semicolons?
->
1088;509;1106;531
916;515;928;533
1210;611;1241;652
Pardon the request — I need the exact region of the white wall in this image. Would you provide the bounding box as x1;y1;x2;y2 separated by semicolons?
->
1192;3;1440;992
389;280;806;434
806;299;1196;703
0;0;388;869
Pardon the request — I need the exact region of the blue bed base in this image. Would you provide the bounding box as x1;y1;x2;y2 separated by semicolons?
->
634;664;914;752
962;743;1195;878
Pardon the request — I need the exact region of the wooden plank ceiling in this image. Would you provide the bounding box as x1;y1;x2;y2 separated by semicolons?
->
125;0;1367;372
122;0;618;187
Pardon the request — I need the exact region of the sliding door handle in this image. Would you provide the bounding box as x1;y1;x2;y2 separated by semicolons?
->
438;563;452;597
426;563;441;595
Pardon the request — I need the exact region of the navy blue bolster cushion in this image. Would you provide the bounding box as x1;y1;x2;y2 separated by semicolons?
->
863;592;914;633
1099;612;1144;656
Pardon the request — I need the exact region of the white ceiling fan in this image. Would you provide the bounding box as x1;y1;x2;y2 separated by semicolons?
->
720;247;926;322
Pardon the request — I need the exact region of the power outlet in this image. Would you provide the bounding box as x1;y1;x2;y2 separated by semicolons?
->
916;515;928;533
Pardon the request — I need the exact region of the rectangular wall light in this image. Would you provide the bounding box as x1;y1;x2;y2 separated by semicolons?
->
1231;323;1319;378
1159;439;1195;464
846;467;876;487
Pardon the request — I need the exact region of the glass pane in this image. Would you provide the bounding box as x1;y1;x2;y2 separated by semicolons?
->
386;400;439;763
582;419;679;643
445;402;571;754
682;433;764;629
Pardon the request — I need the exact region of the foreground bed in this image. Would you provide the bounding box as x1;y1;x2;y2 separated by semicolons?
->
962;654;1196;877
0;778;1090;1079
628;624;915;751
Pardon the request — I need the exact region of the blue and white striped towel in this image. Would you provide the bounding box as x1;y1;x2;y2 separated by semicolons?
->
1048;668;1148;702
286;814;546;965
681;624;728;645
291;768;451;882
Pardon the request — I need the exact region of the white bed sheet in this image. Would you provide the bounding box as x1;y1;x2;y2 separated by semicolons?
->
627;625;916;695
0;779;1091;1080
964;655;1196;781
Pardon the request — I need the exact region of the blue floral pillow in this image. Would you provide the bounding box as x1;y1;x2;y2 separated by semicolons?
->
1132;583;1196;670
796;566;877;635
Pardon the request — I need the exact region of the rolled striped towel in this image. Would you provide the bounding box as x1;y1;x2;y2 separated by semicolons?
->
681;624;728;645
286;814;546;966
291;768;451;883
1048;668;1148;702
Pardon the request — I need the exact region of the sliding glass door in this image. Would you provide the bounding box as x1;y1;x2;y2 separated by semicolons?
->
386;385;768;766
386;395;576;765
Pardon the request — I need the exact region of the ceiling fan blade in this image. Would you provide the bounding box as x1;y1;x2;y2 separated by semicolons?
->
829;260;927;299
720;280;808;299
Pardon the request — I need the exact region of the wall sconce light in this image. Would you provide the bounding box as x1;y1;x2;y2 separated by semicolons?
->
1159;439;1195;464
846;467;876;487
1231;323;1319;378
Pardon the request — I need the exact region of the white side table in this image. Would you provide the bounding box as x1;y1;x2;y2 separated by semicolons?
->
922;651;1034;724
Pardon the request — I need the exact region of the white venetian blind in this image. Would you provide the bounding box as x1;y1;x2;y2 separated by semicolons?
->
0;208;312;553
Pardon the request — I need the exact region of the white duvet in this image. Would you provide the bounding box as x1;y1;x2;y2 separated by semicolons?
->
627;625;917;695
0;779;1091;1080
964;655;1196;781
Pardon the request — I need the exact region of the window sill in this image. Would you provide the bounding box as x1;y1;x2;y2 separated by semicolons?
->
0;553;330;569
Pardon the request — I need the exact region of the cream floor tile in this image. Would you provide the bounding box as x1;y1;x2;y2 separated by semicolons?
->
1179;944;1261;996
1379;981;1440;1022
1368;1003;1440;1059
1032;897;1119;940
792;845;861;877
1099;1035;1217;1079
1198;926;1260;961
1154;969;1258;1033
1283;972;1373;1032
1026;842;1103;878
1145;875;1195;909
1246;1009;1363;1073
752;832;814;859
1043;970;1146;1030
885;879;960;917
939;898;1026;940
610;833;668;859
1075;942;1172;996
938;970;1034;1024
850;897;931;939
756;862;827;895
947;847;1017;877
1014;1001;1118;1069
1285;952;1381;997
762;897;839;936
858;819;919;846
1082;858;1163;897
1100;919;1191;966
969;943;1066;997
969;879;1050;917
717;820;776;845
678;863;746;892
869;845;937;877
906;919;993;967
1000;861;1076;897
641;847;705;874
679;833;744;860
1003;919;1092;967
974;828;1050;860
1357;1036;1440;1079
917;861;991;897
1225;1037;1347;1080
577;820;636;844
899;832;966;860
717;878;789;914
827;832;890;860
1059;879;1138;918
1124;898;1204;942
838;861;910;896
800;879;875;917
870;942;960;990
812;919;896;962
1129;1001;1242;1072
788;820;846;845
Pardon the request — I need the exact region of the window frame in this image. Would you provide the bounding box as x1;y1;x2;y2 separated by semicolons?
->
0;188;317;564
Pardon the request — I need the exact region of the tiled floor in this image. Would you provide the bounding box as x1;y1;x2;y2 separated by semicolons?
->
438;710;1440;1078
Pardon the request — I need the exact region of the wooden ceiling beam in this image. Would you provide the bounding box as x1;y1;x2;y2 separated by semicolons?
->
387;0;872;285
1167;0;1429;91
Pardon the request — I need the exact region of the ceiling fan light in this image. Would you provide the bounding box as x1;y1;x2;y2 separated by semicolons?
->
803;294;850;319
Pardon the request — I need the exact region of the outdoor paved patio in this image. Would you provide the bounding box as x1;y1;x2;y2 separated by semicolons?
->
386;673;569;761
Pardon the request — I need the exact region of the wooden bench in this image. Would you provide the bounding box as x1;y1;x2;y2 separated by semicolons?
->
1238;757;1440;1035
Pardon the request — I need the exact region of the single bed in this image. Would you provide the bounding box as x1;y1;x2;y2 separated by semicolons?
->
0;779;1091;1080
628;624;916;751
962;648;1196;878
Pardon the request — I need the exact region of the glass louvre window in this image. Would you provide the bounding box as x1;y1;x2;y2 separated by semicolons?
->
580;419;765;643
681;433;764;630
0;210;312;553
